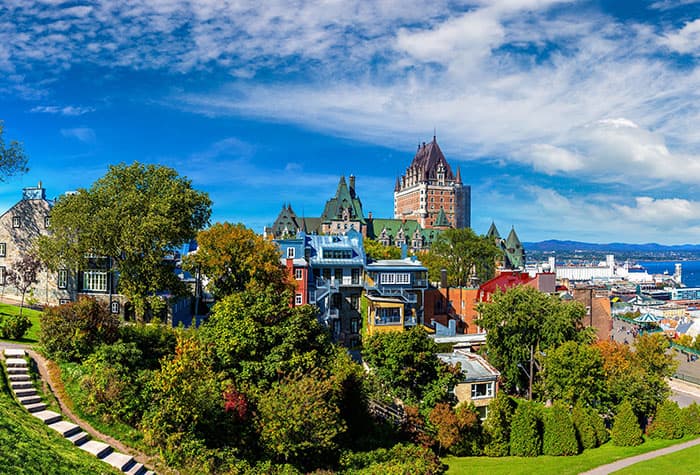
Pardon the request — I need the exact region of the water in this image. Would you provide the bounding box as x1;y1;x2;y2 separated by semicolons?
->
638;260;700;288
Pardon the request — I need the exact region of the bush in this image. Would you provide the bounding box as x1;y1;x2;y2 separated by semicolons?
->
483;392;516;457
509;400;542;457
118;323;178;369
0;313;31;340
543;402;578;456
40;298;119;362
647;400;684;440
339;443;445;475
682;403;700;436
591;408;609;446
611;400;643;446
572;404;597;451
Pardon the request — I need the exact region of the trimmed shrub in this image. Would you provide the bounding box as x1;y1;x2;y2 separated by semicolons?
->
0;313;31;340
338;443;446;475
589;408;609;446
647;400;684;439
681;403;700;436
543;402;578;456
572;404;597;450
483;392;516;457
612;400;643;446
510;400;542;457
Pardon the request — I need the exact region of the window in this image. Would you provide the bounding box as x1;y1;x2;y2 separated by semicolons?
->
471;382;494;399
57;269;68;289
295;293;303;306
351;268;360;285
294;268;303;280
59;299;71;305
12;216;19;228
44;216;50;228
110;301;120;314
286;247;295;259
0;243;5;257
350;318;359;334
0;266;5;284
322;249;353;259
334;268;343;281
82;271;108;292
350;294;359;310
379;273;410;285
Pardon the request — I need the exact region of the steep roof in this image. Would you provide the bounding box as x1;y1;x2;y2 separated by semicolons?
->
366;218;443;245
486;222;500;240
270;204;300;237
320;176;366;224
409;136;455;180
434;208;450;227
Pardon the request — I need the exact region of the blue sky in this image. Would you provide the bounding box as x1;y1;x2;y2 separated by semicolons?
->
3;0;700;244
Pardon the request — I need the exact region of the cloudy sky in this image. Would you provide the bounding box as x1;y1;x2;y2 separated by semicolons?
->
2;0;700;244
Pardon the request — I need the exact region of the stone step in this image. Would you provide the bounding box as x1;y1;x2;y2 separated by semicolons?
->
79;440;113;459
125;462;147;475
4;348;26;358
33;410;62;425
7;366;28;374
14;388;37;397
48;420;81;438
9;373;30;382
10;380;33;390
24;402;47;413
102;451;134;471
5;357;27;367
67;431;90;446
11;381;33;390
18;394;41;405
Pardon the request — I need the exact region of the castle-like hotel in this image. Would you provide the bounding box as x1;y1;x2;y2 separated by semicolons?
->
265;136;471;252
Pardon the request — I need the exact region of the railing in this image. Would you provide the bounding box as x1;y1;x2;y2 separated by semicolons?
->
673;372;700;386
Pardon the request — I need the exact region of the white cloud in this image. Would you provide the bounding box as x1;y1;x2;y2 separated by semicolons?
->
31;105;94;115
60;127;96;143
661;18;700;54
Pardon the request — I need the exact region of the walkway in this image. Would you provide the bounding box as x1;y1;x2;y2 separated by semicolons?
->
0;345;157;474
580;437;700;474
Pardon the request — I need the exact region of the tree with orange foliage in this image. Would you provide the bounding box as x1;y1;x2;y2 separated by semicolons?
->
183;222;289;299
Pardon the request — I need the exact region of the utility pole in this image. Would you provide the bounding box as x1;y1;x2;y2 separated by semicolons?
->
528;344;534;401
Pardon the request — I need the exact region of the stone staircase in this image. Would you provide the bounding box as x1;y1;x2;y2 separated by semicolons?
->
2;348;154;475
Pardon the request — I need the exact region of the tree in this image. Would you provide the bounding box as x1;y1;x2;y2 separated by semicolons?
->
0;121;28;181
542;402;578;456
362;326;458;406
257;369;346;469
611;400;643;446
509;400;542;456
542;341;607;409
183;222;288;299
646;400;684;440
364;237;402;261
572;403;597;451
422;228;501;286
483;392;517;457
6;254;41;316
476;286;592;396
37;162;211;320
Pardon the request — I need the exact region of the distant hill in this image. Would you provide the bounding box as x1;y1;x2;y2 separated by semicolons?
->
523;240;700;253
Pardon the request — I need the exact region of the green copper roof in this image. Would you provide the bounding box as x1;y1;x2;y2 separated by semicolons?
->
434;207;449;227
486;221;500;239
320;176;366;224
366;218;443;245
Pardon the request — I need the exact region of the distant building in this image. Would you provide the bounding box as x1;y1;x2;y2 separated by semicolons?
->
486;222;525;270
394;136;470;229
438;349;500;419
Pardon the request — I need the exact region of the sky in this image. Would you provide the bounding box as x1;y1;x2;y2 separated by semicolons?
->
3;1;700;244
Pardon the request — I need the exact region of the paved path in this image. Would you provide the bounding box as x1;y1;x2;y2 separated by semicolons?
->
580;437;700;474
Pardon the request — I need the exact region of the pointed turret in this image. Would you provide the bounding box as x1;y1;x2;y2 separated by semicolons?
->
456;166;462;184
434;207;450;228
395;176;401;192
505;226;525;269
486;221;500;240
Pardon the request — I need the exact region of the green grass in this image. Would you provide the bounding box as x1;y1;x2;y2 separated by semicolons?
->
614;441;700;474
0;361;121;473
58;362;151;454
0;302;43;343
444;437;698;475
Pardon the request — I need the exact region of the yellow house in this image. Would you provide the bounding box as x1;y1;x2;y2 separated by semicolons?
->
438;349;501;419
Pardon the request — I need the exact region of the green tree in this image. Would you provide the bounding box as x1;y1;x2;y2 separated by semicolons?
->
183;222;288;299
257;369;346;468
483;392;517;457
0;121;28;181
477;286;592;396
542;341;607;409
509;400;542;457
542;402;578;456
37;162;211;320
682;403;700;436
364;237;402;261
647;400;684;440
611;400;643;447
572;403;597;451
423;228;501;286
362;326;457;406
40;297;120;362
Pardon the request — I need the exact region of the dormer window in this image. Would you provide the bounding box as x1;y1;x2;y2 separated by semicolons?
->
286;247;295;259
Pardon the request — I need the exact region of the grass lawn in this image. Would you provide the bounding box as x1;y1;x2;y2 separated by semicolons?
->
0;302;43;343
614;441;700;474
444;437;697;475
